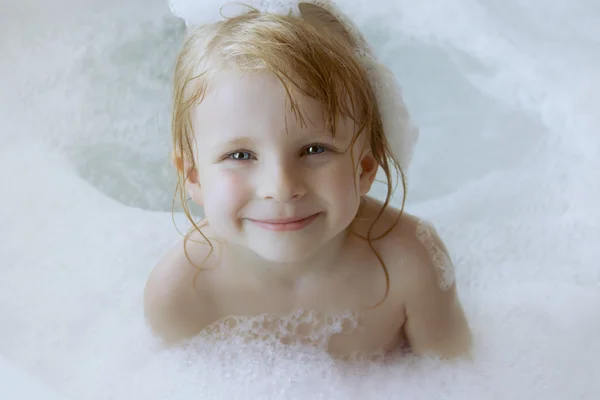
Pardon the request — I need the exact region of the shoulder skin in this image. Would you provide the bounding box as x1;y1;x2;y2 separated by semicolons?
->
144;232;219;345
381;212;473;359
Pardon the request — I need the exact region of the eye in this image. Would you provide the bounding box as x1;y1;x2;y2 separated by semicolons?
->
227;151;254;161
302;144;327;156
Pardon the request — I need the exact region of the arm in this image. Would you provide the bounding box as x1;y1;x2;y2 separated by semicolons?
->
143;243;217;345
402;225;472;359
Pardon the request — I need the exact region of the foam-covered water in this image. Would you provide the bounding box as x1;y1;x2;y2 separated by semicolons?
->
1;0;599;398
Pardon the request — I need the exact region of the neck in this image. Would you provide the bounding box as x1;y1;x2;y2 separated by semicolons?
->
222;229;349;287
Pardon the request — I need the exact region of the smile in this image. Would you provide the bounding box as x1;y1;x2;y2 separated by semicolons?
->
247;213;321;232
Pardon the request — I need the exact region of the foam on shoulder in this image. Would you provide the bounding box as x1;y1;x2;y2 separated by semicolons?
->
415;219;455;291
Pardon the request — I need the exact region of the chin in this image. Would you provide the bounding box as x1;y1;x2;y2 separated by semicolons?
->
251;242;321;264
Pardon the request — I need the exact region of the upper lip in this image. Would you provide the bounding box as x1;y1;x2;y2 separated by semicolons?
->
248;214;318;224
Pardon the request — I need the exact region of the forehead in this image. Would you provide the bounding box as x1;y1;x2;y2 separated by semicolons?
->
192;70;356;143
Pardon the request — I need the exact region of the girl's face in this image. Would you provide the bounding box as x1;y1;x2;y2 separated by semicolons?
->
188;70;377;263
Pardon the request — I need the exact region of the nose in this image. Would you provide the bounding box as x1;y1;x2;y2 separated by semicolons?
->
257;158;307;202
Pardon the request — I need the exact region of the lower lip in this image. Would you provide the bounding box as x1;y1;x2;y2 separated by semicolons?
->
249;213;321;232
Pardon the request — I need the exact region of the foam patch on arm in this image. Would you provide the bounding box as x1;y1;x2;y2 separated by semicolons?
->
415;220;455;291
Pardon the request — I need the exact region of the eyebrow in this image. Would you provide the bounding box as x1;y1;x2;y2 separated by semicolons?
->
214;128;352;150
221;137;254;147
219;131;332;144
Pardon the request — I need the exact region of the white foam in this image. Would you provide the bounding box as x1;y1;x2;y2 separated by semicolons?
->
1;0;599;399
0;355;65;400
415;220;455;290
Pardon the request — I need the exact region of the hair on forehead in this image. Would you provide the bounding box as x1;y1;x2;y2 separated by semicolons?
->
178;4;373;135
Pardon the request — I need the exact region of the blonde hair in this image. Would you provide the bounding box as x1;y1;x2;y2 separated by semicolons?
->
171;2;407;305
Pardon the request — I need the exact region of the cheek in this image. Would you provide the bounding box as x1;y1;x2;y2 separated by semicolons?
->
313;157;361;212
202;169;252;216
326;157;361;193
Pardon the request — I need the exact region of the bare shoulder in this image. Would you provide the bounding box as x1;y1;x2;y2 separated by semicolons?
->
143;227;220;345
383;212;455;289
357;199;472;358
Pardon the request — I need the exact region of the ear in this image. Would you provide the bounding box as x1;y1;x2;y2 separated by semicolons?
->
358;153;378;196
173;154;204;205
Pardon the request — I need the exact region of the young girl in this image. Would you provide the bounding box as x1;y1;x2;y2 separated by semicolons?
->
144;0;472;359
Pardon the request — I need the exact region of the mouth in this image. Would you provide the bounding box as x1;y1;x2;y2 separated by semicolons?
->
247;213;321;232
